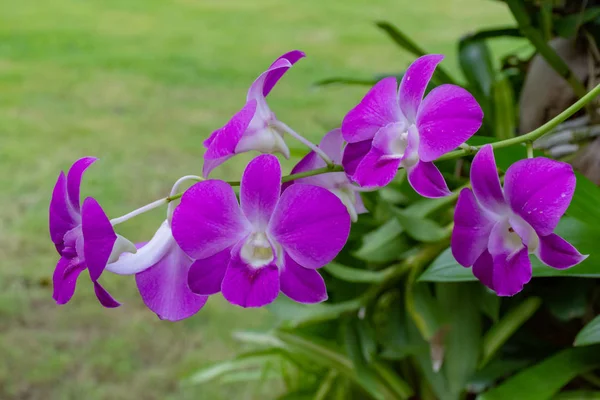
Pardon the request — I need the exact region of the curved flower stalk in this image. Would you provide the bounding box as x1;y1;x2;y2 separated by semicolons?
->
172;154;351;308
284;129;367;222
451;145;587;296
341;54;483;197
202;50;310;177
50;157;135;307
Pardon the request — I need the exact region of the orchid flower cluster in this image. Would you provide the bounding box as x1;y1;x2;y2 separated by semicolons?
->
50;50;587;321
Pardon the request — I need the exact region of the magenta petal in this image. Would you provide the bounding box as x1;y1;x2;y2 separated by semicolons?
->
241;154;281;230
93;281;121;308
406;160;451;198
81;197;117;282
473;250;494;291
67;157;97;213
352;147;402;188
188;247;231;295
341;77;401;143
221;252;279;308
470;145;506;214
135;243;208;321
537;233;588;269
203;100;257;177
452;188;495;267
399;54;443;122
269;184;351;269
280;253;327;304
342;140;372;177
504;158;575;236
261;50;306;98
53;258;85;305
49;172;80;248
172;180;250;260
416;84;483;162
492;248;531;297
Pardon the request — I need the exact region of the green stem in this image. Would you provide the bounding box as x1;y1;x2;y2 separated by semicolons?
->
438;82;600;162
526;141;534;158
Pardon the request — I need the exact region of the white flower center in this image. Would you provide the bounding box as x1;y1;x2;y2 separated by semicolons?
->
240;232;275;268
235;123;290;158
390;131;409;157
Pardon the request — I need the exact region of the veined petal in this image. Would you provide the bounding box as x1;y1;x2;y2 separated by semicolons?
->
49;172;80;248
342;140;371;177
341;77;402;143
93;281;121;308
202;100;257;177
452;188;495;267
241;154;281;230
399;54;443;122
492;248;531;297
257;50;306;98
470;145;506;214
67;157;97;213
269;184;351;269
135;240;208;321
221;249;279;308
53;257;85;305
406;160;451;198
537;233;588;269
280;253;327;304
504;158;575;236
188;247;231;295
81;197;117;282
416;84;483;162
172;180;250;260
106;221;173;275
352;147;402;188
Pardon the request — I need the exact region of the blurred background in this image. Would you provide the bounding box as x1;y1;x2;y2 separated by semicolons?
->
1;0;587;399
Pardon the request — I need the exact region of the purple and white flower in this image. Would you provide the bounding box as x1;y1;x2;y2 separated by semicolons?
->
341;54;483;197
50;157;135;307
284;129;367;221
202;51;305;177
172;154;351;308
451;145;587;296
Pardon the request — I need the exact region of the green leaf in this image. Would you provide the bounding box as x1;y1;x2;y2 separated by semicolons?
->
574;315;600;347
552;391;600;400
555;7;600;38
478;346;600;400
492;74;516;139
267;295;362;328
407;282;443;340
393;208;448;243
480;297;542;367
313;73;404;88
477;286;501;322
419;218;600;282
459;38;494;98
567;172;600;229
324;263;387;283
470;358;533;391
463;27;522;42
354;219;409;262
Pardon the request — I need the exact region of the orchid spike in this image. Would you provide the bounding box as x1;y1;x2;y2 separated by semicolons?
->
202;51;305;177
172;154;351;308
341;54;483;197
284;129;367;221
451;144;587;296
49;158;135;307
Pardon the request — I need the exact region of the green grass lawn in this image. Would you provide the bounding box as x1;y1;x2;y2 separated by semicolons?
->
0;0;513;398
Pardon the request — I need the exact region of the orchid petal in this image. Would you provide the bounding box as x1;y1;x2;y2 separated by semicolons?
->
67;157;97;213
258;50;306;98
172;180;250;260
470;144;506;214
53;257;85;305
280;253;327;304
416;84;483;162
399;54;443;122
135;241;208;321
473;250;494;291
269;184;350;269
492;248;531;297
452;188;495;267
341;77;402;143
49;172;80;248
406;160;451;198
188;247;231;295
202;100;257;177
342;140;372;177
93;281;121;308
351;147;402;188
241;154;281;230
504;158;575;236
537;233;588;269
81;197;117;282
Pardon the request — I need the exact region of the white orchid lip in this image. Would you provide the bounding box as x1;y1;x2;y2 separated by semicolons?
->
240;231;275;268
106;220;173;275
235;124;290;159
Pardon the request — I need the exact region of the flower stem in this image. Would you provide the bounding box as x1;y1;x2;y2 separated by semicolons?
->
167;175;203;222
110;197;168;226
272;120;334;166
438;82;600;162
526;141;534;159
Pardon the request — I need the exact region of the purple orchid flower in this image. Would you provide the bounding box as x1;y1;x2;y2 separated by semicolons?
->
172;154;351;308
50;157;135;307
451;145;587;296
284;128;367;222
341;54;483;197
107;221;208;322
202;50;305;177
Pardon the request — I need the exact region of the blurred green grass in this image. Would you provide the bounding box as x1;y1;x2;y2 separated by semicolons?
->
0;0;513;398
